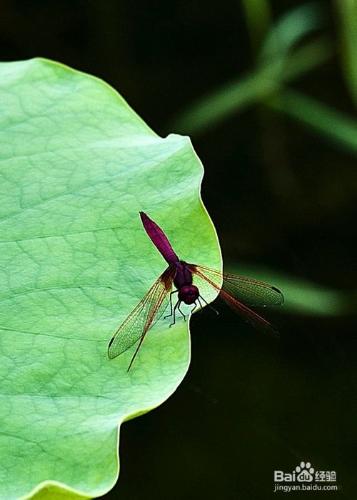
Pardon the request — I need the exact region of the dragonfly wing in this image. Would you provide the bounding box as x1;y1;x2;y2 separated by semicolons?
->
189;264;281;335
108;266;175;362
218;287;278;334
190;264;283;306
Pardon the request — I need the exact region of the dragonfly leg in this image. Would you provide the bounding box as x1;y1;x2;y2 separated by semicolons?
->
196;296;204;312
199;294;219;315
178;302;186;321
191;296;207;314
169;300;180;327
164;290;178;319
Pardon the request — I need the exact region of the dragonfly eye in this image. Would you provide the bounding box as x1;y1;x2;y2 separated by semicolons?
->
178;285;199;305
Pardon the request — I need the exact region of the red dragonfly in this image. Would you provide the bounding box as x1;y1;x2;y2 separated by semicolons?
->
108;212;283;370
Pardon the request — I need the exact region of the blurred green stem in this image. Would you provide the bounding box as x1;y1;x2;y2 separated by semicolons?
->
335;0;357;106
241;0;272;57
255;2;325;199
173;38;332;134
228;263;352;316
270;89;357;152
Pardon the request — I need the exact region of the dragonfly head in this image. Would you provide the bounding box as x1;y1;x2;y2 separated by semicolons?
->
178;285;199;305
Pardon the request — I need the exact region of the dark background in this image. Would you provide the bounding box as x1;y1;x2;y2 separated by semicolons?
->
2;1;356;499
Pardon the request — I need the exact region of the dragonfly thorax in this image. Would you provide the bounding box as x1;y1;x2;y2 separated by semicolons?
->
178;284;199;305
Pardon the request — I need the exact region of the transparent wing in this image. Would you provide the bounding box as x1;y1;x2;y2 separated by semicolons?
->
108;266;175;367
190;264;283;335
191;264;283;306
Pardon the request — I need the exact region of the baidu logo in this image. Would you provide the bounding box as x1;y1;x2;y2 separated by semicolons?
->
273;461;338;493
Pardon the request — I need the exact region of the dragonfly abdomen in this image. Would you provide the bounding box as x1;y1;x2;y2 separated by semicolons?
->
140;211;179;264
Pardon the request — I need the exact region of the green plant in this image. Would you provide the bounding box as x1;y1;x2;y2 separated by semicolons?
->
0;58;220;499
173;1;357;155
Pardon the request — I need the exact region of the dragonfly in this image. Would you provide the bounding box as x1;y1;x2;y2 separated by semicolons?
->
108;211;284;370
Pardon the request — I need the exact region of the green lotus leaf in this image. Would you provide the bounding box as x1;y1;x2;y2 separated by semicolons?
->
0;58;221;499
